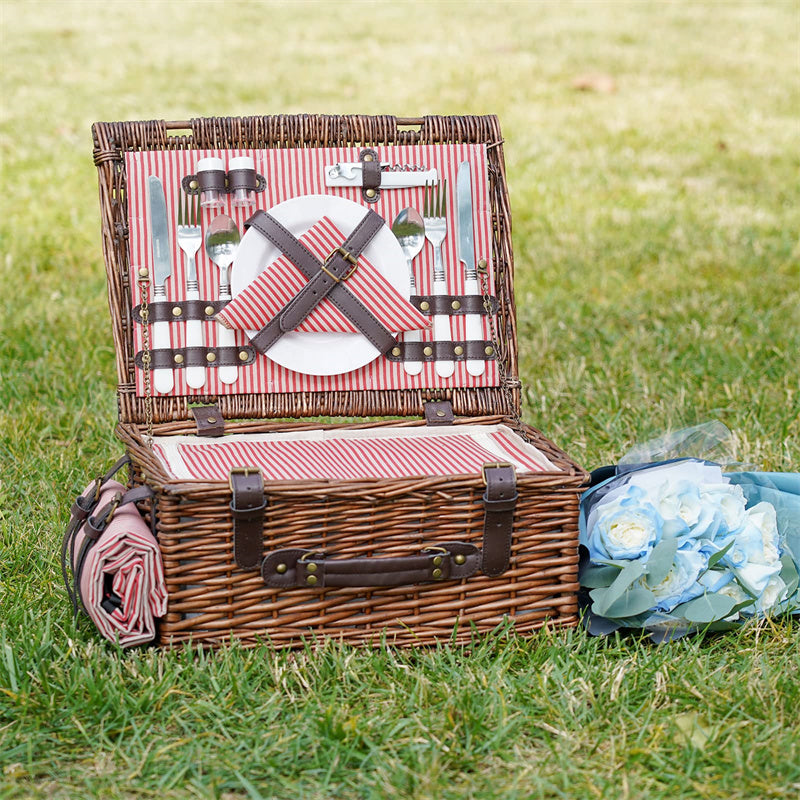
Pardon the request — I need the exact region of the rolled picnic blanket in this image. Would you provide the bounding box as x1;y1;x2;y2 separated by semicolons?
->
62;460;167;647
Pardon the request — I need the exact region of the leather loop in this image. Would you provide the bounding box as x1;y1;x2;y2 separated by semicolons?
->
424;401;454;426
227;168;258;192
191;405;225;437
244;210;397;355
481;464;517;577
229;468;266;570
262;542;480;589
359;148;381;203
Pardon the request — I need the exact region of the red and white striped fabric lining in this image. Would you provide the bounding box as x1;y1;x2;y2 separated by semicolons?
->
125;143;497;397
151;426;557;483
217;216;430;335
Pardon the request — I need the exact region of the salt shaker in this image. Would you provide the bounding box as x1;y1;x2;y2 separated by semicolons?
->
196;157;226;209
228;156;258;209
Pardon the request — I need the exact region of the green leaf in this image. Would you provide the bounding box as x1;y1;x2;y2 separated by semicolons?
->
706;540;734;569
580;563;622;589
590;560;647;616
602;586;657;619
678;593;737;623
779;553;799;598
644;536;678;585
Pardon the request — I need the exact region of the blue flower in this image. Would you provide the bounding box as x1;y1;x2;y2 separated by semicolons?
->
645;548;708;612
724;502;782;597
587;485;663;562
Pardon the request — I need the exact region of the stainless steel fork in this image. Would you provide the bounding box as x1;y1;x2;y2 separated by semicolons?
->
423;180;454;378
176;191;205;389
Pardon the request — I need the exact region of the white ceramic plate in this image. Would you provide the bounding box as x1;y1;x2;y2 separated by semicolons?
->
231;195;407;376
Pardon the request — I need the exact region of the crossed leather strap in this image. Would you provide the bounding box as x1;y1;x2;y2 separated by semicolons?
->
243;209;397;355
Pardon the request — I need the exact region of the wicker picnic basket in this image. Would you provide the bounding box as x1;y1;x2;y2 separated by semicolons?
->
91;114;587;648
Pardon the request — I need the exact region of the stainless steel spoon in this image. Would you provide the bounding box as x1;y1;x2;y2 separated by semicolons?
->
391;209;425;376
205;215;241;385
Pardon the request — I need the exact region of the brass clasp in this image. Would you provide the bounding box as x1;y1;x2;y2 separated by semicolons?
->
480;462;513;486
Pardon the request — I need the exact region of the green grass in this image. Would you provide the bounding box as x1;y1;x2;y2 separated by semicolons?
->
1;1;799;797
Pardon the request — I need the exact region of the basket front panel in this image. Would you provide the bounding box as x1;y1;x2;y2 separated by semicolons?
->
153;479;580;647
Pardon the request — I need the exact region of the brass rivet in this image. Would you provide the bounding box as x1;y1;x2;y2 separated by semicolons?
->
306;562;318;574
432;556;443;566
451;300;461;311
365;188;377;199
363;153;374;162
206;352;216;363
276;563;287;574
138;267;149;278
423;346;433;357
432;568;442;579
306;575;318;586
478;258;487;269
419;301;430;311
436;410;445;417
454;345;464;356
189;179;199;190
173;354;184;364
454;554;466;565
239;350;249;361
391;346;402;357
205;305;215;316
484;346;494;356
207;417;217;424
172;306;183;317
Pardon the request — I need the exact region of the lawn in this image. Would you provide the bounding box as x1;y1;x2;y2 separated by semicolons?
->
1;1;798;798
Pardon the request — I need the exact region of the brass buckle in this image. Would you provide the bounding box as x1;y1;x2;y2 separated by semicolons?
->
320;246;359;283
481;462;513;485
299;551;326;562
228;466;261;493
103;492;122;525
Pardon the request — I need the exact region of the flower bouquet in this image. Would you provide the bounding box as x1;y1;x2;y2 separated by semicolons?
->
579;423;800;641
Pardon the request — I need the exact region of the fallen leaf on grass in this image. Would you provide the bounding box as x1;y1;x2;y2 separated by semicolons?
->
674;711;714;750
571;73;617;93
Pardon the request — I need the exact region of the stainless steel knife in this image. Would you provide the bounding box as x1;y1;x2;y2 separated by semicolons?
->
456;161;485;376
148;176;174;394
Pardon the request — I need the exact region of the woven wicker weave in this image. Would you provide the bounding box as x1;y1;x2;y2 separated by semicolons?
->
92;114;587;647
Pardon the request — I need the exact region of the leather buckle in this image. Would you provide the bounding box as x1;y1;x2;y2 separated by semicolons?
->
481;462;513;485
228;466;261;493
320;246;359;283
102;492;122;525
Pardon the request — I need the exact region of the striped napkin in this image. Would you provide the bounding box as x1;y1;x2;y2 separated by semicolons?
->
73;481;167;647
218;216;430;335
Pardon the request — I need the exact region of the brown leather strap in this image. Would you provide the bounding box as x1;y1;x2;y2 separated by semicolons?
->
191;405;225;437
229;468;266;570
244;211;397;355
481;464;517;577
360;148;381;203
412;294;498;316
227;168;258;192
134;346;256;369
424;400;454;425
385;340;495;363
262;542;480;589
133;299;227;325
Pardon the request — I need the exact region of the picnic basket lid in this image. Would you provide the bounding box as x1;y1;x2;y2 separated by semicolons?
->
92;115;521;427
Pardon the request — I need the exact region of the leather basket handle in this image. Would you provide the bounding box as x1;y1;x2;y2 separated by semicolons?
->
262;542;480;589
